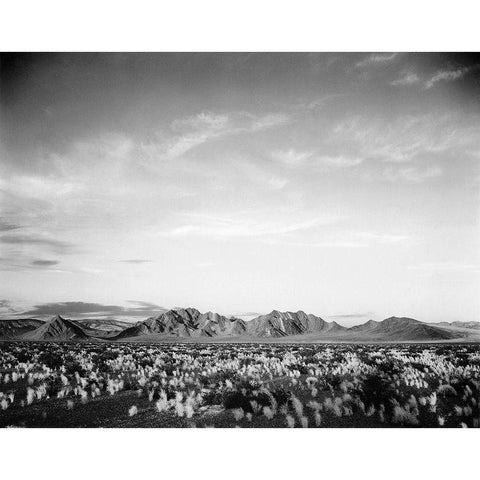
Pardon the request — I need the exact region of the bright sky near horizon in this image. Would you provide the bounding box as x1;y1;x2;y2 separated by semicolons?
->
1;53;479;325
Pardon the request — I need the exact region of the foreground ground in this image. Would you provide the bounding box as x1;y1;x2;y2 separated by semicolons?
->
0;342;479;428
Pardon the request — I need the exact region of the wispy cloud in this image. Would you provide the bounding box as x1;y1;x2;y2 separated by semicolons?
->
31;259;59;267
0;175;81;200
126;300;165;310
0;255;67;273
332;113;479;164
318;155;364;168
0;219;22;232
0;234;74;254
270;151;363;169
355;232;410;244
157;213;336;240
328;312;374;319
356;53;398;68
391;65;475;89
230;311;261;319
390;71;421;86
267;177;289;190
270;149;312;167
302;93;347;110
424;67;472;89
280;240;367;249
282;231;410;249
0;299;17;314
381;165;443;183
120;259;153;264
143;111;291;160
23;301;165;318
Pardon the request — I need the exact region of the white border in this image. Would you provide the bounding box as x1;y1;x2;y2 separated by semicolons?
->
1;1;479;478
0;428;478;479
1;0;480;51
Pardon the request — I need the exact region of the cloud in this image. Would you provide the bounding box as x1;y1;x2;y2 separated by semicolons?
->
171;111;230;132
0;234;74;254
318;155;363;168
231;312;261;319
267;177;289;190
390;71;420;86
31;259;59;267
270;149;312;167
249;113;290;130
381;165;443;183
126;300;166;310
280;240;367;249
0;299;17;314
120;259;153;264
270;151;363;169
0;175;81;200
158;214;336;240
0;219;22;231
356;53;398;68
281;230;410;249
329;312;374;319
391;65;476;89
355;232;410;244
424;67;471;89
24;301;166;318
332;113;478;164
301;94;347;110
144;111;291;160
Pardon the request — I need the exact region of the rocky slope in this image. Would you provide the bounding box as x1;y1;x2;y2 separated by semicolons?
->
115;308;246;339
74;319;133;332
355;316;458;341
246;310;345;337
0;319;45;338
0;310;471;342
22;315;90;341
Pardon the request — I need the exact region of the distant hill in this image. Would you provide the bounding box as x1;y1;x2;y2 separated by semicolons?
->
438;321;480;330
198;311;247;337
0;319;44;338
74;319;133;332
72;319;133;337
246;310;343;337
116;308;247;339
348;319;380;333
249;315;460;342
22;315;90;341
360;316;457;341
0;309;475;343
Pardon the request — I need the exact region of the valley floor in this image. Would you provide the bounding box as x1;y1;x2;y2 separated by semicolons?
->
0;342;479;428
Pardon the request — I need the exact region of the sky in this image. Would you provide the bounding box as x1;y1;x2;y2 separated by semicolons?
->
0;52;479;325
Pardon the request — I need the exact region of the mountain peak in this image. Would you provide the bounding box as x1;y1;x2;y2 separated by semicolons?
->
383;316;420;324
24;314;88;341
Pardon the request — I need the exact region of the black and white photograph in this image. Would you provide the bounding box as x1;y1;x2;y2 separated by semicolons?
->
1;50;479;429
1;2;479;478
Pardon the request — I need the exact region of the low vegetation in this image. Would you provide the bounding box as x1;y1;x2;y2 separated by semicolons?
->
0;342;479;427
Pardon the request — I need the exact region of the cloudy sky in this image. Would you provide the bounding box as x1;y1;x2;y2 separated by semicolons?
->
1;53;479;324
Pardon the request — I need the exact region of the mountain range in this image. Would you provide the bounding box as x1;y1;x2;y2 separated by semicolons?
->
1;308;479;342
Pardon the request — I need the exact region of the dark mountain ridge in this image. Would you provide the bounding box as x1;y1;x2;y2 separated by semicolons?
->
0;310;473;342
246;310;345;337
22;315;90;341
115;308;247;339
0;318;45;338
